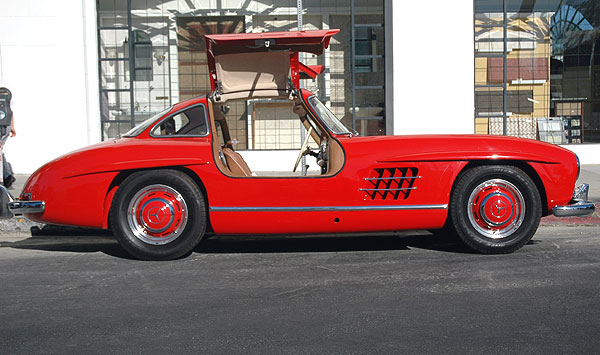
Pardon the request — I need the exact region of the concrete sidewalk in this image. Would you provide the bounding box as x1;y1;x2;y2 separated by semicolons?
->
1;166;599;232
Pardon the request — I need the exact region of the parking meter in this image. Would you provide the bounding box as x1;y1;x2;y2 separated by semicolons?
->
0;87;12;138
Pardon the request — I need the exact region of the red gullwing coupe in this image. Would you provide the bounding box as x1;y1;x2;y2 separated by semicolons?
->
0;30;594;260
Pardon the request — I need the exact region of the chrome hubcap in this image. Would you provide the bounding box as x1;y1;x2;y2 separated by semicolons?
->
467;179;525;239
127;184;188;245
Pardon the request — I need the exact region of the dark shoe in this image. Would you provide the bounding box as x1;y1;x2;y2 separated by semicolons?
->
4;175;15;188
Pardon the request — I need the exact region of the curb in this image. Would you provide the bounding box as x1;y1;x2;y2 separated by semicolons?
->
0;218;43;233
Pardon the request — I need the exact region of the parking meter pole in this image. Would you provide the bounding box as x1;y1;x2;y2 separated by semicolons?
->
0;141;3;185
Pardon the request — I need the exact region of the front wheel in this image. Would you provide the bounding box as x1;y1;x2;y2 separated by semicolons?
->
450;165;542;254
110;169;207;260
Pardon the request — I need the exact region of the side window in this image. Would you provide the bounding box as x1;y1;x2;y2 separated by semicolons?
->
152;105;208;136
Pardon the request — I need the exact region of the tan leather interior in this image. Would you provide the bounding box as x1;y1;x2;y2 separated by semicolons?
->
208;101;233;175
209;100;254;177
215;52;291;102
324;138;344;176
222;147;252;177
295;99;345;176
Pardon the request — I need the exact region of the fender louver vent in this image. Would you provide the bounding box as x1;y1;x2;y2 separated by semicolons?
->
361;167;420;200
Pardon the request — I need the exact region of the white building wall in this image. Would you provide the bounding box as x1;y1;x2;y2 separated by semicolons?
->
561;144;600;165
392;1;475;136
0;0;100;174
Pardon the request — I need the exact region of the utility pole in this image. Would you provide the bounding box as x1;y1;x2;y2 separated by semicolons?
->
297;0;308;176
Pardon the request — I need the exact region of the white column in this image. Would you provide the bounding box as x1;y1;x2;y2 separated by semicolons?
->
83;0;101;144
168;14;180;105
384;0;393;134
392;0;474;135
0;0;94;173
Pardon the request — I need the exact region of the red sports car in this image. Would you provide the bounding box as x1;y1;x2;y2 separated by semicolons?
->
0;30;594;260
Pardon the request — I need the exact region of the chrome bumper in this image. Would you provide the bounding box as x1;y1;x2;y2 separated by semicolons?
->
9;200;46;214
0;185;45;218
552;183;595;217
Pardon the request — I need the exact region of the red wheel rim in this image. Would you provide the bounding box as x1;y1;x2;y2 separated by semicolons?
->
127;184;188;245
467;179;525;239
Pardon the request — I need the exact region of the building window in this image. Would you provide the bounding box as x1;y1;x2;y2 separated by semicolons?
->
354;27;374;73
474;0;600;144
176;16;247;149
126;30;153;81
97;0;387;143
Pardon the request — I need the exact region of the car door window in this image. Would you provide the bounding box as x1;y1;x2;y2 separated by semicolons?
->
152;105;208;136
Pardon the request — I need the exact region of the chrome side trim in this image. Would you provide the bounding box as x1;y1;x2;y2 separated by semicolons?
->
359;187;417;192
210;204;448;212
8;200;45;215
363;176;422;181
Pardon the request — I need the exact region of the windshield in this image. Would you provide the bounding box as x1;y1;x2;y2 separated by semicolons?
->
123;107;172;137
307;96;351;135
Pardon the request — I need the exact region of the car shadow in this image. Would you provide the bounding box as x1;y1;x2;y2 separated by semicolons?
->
2;225;136;259
200;233;544;255
194;232;473;254
3;226;475;259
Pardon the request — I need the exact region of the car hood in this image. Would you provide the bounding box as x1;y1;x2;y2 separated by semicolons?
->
343;134;576;164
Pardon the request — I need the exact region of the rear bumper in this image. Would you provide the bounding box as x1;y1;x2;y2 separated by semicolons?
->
552;183;595;217
0;185;45;218
9;200;46;214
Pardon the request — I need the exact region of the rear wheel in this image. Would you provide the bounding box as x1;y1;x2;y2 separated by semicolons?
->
450;165;542;254
110;169;206;260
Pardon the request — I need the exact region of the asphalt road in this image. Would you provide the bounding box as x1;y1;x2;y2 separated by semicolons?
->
1;226;600;354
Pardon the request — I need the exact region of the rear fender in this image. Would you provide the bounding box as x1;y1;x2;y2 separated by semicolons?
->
102;166;211;230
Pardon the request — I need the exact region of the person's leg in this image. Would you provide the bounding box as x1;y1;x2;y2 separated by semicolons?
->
3;153;15;188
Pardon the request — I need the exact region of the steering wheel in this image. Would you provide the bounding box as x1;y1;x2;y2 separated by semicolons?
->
293;126;314;173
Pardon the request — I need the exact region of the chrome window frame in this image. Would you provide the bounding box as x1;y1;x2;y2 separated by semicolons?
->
306;95;352;135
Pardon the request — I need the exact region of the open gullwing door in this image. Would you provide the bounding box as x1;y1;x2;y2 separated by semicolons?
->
205;29;339;102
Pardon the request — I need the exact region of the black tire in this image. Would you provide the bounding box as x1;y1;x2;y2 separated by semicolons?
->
450;165;542;254
110;169;207;260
